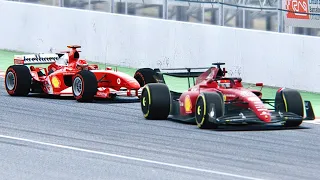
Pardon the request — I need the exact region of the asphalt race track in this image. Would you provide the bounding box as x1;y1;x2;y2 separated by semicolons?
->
1;78;320;180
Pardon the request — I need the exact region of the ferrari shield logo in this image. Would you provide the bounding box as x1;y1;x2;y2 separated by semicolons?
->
184;95;192;113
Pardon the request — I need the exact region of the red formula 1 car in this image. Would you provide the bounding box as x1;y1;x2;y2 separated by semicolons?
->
4;45;141;102
135;63;315;129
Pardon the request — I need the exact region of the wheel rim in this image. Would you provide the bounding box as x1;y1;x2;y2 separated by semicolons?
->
6;71;15;91
141;88;150;116
73;76;83;97
195;96;205;126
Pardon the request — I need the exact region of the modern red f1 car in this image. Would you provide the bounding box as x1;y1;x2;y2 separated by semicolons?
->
134;63;315;129
4;45;141;102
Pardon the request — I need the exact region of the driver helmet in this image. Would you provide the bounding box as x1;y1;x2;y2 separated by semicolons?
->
56;54;68;66
76;59;89;70
218;80;231;88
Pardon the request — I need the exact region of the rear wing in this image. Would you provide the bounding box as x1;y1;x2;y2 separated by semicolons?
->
155;67;210;78
152;67;211;88
14;53;59;65
154;62;225;78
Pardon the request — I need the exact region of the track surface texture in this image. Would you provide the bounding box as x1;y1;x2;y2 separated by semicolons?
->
1;79;320;180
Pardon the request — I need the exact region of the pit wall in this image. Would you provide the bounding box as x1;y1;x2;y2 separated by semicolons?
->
0;1;320;92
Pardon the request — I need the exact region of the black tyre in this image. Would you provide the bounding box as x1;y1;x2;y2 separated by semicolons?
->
134;68;159;87
275;88;304;127
141;83;171;120
195;92;224;129
5;65;31;96
72;70;98;102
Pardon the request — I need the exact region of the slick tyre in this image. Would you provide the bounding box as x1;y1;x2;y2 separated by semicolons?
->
134;68;159;87
72;70;98;102
195;92;224;129
275;88;304;127
141;83;171;120
5;65;31;96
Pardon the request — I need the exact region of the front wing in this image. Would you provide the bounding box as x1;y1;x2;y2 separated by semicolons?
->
207;100;315;125
210;111;306;125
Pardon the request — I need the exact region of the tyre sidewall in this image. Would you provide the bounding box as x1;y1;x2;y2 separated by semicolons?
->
5;68;18;95
195;92;223;129
141;86;151;118
72;74;84;100
5;65;31;96
195;94;206;126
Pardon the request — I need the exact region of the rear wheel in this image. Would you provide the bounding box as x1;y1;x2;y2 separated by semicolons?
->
72;70;98;102
275;88;304;127
141;83;171;119
134;68;159;87
195;92;224;129
5;65;31;96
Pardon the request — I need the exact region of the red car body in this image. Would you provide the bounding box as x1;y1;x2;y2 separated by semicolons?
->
5;45;141;102
177;67;270;122
136;63;315;129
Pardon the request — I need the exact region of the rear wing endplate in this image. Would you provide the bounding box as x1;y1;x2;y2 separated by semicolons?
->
14;53;59;65
304;100;315;120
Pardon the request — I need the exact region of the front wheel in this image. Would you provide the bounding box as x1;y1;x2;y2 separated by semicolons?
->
72;70;98;102
275;88;304;127
195;92;224;129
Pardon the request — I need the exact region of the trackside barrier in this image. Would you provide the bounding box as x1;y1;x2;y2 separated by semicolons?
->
0;1;320;92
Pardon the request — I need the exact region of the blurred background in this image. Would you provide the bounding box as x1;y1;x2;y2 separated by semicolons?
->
6;0;320;36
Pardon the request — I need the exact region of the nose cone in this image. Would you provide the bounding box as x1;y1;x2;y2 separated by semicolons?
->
259;111;271;123
114;71;141;89
121;76;140;89
129;79;141;89
245;95;271;123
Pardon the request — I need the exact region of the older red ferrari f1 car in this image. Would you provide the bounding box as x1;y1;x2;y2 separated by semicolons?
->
135;63;315;129
4;45;141;102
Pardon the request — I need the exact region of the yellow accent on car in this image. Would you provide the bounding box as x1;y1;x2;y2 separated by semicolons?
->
143;86;151;118
197;106;201;115
282;93;288;112
184;95;192;113
196;94;206;127
51;76;60;88
142;97;146;106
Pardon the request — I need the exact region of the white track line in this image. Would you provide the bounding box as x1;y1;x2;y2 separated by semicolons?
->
0;134;264;180
304;119;320;124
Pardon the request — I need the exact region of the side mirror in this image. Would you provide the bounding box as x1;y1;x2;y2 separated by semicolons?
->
256;83;263;87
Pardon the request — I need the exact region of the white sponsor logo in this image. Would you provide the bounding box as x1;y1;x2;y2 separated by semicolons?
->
225;94;236;97
97;91;108;97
